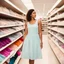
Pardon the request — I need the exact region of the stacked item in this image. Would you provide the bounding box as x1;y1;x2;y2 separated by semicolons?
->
8;32;22;41
0;19;24;27
58;12;64;19
0;47;12;63
57;20;64;25
0;26;24;37
0;47;12;57
0;37;11;48
0;6;23;19
0;20;14;26
51;21;57;25
58;27;64;33
9;10;22;18
0;54;6;63
9;37;23;50
12;26;24;30
0;28;15;36
51;34;64;49
2;7;10;15
9;50;21;64
58;40;64;49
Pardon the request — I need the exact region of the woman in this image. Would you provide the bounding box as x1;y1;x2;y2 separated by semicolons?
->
21;9;43;64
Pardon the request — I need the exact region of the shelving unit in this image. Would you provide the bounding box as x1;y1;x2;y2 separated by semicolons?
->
0;11;25;20
0;0;26;14
42;19;48;34
47;0;64;64
48;36;64;64
0;0;25;64
48;31;64;44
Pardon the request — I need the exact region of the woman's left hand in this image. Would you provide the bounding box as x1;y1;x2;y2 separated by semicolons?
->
40;42;43;49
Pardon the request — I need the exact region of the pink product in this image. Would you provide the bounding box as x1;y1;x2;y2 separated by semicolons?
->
0;37;11;48
16;51;21;56
0;48;12;57
61;44;64;48
9;44;18;50
1;28;15;34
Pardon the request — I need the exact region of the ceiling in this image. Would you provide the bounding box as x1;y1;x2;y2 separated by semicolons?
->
32;0;57;17
10;0;57;18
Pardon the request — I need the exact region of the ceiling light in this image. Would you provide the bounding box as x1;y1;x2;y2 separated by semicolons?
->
21;0;34;10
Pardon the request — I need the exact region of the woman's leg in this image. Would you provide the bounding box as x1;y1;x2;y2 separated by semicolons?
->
29;59;34;64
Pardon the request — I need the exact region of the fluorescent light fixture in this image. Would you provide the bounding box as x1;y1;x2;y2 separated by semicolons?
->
21;0;34;10
5;0;26;14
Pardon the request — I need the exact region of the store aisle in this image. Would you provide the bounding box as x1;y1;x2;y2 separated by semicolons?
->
18;35;59;64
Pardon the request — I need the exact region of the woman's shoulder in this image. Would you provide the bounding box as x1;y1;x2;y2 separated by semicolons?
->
37;19;42;24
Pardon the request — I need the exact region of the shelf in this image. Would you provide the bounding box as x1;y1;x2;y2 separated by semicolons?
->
48;36;64;64
48;5;64;18
48;31;64;44
0;33;23;51
14;54;21;64
48;27;64;35
0;27;24;38
0;0;26;14
47;0;64;16
48;12;64;22
48;24;64;26
0;24;24;28
49;36;64;53
1;51;14;64
0;12;24;20
47;16;58;22
58;13;64;19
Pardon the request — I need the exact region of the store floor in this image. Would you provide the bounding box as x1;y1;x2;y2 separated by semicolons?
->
18;35;60;64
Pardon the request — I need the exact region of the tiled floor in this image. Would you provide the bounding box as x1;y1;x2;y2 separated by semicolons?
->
18;35;60;64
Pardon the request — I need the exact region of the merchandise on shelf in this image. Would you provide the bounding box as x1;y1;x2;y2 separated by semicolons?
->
0;47;12;57
0;54;6;63
0;37;11;48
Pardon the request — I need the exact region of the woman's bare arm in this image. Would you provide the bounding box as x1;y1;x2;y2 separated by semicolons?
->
38;20;43;48
23;21;28;39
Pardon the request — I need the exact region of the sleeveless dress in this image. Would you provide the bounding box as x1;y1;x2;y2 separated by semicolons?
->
21;20;42;60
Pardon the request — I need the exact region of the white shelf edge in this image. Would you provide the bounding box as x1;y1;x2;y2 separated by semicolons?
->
48;31;64;43
0;24;24;28
4;0;26;14
0;27;24;38
0;34;23;51
48;24;64;26
48;36;64;53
